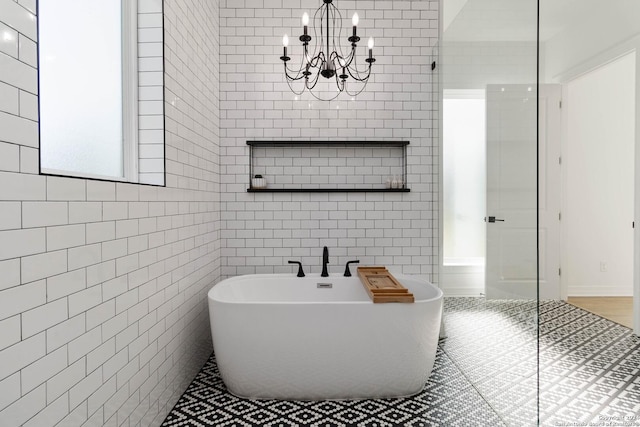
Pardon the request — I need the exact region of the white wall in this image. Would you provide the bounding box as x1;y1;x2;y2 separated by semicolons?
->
219;0;440;281
564;52;636;296
441;41;537;90
0;0;220;426
541;0;640;83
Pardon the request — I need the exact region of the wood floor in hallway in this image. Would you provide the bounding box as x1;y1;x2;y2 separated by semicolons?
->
567;296;633;328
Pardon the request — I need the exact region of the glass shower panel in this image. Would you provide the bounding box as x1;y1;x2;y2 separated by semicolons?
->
439;0;539;426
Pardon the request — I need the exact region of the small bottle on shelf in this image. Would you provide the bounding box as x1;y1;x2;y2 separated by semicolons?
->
252;174;267;189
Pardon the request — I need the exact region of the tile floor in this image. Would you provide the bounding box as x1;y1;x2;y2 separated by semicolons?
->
162;298;640;427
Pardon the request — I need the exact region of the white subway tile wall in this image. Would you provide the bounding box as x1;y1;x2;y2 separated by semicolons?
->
219;0;439;279
138;0;165;186
0;2;220;427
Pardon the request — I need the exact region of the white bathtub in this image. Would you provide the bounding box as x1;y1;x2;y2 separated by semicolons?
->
207;273;443;400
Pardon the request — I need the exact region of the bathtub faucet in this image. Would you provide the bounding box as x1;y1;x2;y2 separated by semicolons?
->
344;260;360;277
288;260;305;277
321;246;329;277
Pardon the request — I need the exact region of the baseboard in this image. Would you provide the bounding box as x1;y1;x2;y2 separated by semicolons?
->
568;286;633;297
440;269;484;297
441;286;485;297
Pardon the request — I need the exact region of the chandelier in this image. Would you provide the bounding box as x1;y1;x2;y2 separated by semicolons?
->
280;0;376;101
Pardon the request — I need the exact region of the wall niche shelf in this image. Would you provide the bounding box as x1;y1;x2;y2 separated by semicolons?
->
247;141;410;193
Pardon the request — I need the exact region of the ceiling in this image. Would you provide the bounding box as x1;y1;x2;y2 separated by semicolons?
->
443;0;588;42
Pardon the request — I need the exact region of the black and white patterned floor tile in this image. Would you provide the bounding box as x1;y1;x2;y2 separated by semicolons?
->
163;298;640;427
161;345;505;427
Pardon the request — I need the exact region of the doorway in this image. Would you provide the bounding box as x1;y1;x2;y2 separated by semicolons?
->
441;85;562;300
485;84;562;300
561;51;636;330
562;52;636;301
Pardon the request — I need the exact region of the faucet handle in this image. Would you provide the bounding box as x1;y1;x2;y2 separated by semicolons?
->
344;260;360;277
288;260;305;277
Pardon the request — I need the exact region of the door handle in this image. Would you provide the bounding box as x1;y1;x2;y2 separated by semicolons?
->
485;216;505;223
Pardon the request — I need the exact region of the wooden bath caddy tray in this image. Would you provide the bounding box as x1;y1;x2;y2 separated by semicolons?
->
357;266;415;303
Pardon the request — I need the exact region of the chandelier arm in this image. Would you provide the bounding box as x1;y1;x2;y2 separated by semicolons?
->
329;50;340;66
284;53;310;81
344;81;370;97
343;69;373;96
341;48;368;80
346;65;372;83
347;55;373;79
283;44;313;81
307;52;325;69
335;53;349;69
305;66;322;91
318;1;326;65
335;69;346;92
341;46;356;69
286;77;307;96
284;65;329;96
346;74;370;84
308;87;342;102
285;68;308;82
284;62;308;81
306;7;322;67
331;1;345;61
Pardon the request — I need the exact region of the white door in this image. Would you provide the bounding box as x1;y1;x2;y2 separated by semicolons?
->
485;84;561;300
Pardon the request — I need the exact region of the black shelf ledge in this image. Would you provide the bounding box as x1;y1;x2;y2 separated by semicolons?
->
246;140;410;147
247;188;411;193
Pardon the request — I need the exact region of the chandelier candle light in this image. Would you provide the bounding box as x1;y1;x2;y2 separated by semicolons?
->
280;0;376;101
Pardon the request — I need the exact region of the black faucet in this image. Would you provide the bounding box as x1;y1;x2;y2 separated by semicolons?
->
321;246;329;277
288;260;305;277
344;260;360;277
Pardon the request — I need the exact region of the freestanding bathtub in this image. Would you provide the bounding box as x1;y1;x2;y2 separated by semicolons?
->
207;273;443;400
